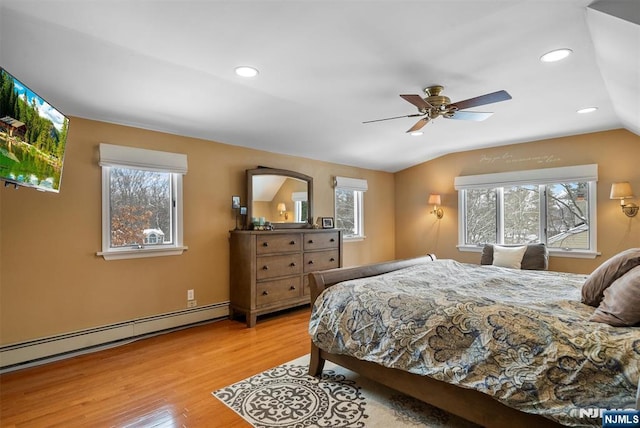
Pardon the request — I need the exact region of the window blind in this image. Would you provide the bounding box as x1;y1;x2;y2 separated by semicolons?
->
99;143;188;174
454;164;597;190
334;176;368;191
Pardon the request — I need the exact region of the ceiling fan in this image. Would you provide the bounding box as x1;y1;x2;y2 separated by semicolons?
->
363;85;512;133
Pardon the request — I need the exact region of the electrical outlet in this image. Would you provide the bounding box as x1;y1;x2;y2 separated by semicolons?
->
187;300;197;308
187;289;194;300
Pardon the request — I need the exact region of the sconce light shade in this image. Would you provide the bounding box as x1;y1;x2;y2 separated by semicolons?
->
610;182;638;217
610;182;634;199
277;203;286;213
428;193;444;219
428;194;441;206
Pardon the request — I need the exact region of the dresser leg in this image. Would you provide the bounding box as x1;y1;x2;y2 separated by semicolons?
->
246;313;257;328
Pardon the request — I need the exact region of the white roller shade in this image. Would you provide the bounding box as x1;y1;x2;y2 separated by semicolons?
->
454;164;597;190
334;176;368;191
99;143;188;174
291;191;308;202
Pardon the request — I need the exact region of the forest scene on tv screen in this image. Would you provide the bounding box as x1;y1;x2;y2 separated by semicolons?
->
0;67;69;192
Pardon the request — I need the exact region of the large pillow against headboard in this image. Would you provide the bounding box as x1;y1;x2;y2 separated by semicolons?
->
589;265;640;326
481;243;548;270
581;248;640;307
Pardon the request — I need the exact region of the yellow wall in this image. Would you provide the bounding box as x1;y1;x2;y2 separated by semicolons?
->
2;120;639;347
0;117;395;345
395;129;640;273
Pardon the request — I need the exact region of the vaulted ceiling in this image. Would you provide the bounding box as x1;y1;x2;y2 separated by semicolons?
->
0;0;638;172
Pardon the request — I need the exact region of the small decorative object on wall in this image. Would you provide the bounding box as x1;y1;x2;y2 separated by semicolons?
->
319;217;334;229
232;195;241;209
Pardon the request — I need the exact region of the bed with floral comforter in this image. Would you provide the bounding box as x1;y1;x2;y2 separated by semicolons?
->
309;259;640;426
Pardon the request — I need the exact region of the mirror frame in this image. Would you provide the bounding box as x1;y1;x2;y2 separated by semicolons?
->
246;167;314;229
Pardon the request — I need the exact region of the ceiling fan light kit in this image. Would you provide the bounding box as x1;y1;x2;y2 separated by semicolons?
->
364;85;512;133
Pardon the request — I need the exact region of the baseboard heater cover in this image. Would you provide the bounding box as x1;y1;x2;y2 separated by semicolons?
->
0;303;229;371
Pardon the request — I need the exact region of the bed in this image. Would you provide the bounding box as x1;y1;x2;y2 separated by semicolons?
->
307;255;640;427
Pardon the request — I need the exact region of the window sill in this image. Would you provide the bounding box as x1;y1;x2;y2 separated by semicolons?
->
97;246;188;261
344;236;366;242
457;245;599;259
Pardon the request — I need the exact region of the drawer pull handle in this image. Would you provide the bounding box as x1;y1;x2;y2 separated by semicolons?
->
289;262;296;267
308;260;314;265
330;258;335;262
289;240;296;245
262;265;269;270
262;291;269;295
330;238;335;242
308;240;314;244
290;286;296;290
262;242;269;247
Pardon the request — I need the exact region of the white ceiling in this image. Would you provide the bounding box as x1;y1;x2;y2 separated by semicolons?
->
0;0;638;173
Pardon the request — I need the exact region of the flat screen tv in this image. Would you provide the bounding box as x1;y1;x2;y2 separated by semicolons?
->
0;67;69;192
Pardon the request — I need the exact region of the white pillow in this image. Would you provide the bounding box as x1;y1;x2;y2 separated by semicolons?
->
492;245;527;269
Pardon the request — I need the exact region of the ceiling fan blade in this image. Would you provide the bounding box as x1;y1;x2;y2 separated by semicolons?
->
446;111;494;121
450;90;511;110
406;117;430;133
400;94;433;111
362;113;423;124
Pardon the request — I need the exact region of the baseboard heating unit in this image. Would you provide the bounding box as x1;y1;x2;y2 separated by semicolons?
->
0;302;229;373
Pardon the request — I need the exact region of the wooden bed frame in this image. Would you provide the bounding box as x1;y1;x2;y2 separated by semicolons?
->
307;256;564;428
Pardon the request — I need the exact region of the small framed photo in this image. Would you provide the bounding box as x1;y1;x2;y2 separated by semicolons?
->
240;206;247;215
321;217;334;229
232;196;241;209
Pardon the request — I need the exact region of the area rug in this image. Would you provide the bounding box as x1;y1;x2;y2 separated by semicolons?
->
212;354;480;428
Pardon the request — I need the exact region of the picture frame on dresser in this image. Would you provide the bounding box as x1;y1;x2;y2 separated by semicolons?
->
316;217;334;229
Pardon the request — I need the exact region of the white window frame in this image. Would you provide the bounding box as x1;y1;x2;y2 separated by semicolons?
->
97;143;188;260
334;176;367;241
455;164;599;259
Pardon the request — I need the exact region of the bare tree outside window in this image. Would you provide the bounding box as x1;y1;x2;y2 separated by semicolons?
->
465;188;496;244
109;168;172;248
463;181;590;250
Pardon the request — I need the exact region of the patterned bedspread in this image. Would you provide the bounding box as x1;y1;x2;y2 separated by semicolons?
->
309;259;640;426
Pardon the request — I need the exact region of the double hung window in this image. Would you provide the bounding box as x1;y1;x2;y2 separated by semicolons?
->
98;143;188;260
456;164;598;258
334;176;368;240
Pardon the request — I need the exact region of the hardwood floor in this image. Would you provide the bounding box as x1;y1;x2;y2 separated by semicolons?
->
0;307;312;427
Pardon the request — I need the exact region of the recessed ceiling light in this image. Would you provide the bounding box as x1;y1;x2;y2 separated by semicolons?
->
234;66;259;77
577;107;598;114
540;48;573;63
410;131;423;136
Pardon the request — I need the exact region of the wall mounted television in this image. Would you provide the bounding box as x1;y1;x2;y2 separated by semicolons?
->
0;67;69;192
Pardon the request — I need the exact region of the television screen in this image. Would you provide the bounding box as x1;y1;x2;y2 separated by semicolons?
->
0;67;69;192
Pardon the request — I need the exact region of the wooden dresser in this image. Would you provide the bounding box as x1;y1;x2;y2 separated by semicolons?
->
229;229;342;327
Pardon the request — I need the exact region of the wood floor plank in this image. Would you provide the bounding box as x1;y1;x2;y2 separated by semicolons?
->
0;307;312;427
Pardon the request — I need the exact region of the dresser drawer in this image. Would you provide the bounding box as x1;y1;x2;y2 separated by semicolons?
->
256;276;302;307
303;231;340;251
304;249;340;273
256;233;301;255
256;254;302;280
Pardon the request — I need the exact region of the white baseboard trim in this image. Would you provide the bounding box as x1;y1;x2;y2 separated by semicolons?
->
0;302;229;373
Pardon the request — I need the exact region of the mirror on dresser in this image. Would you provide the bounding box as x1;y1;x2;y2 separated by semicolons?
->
246;167;313;229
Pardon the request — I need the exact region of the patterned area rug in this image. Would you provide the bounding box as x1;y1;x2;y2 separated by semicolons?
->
212;355;480;428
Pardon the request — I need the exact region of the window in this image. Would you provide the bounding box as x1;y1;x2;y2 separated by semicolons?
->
98;144;188;260
334;176;367;240
292;191;308;223
456;164;598;258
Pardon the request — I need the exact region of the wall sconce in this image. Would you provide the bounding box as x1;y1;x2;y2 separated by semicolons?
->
610;182;638;217
277;202;288;220
428;194;444;219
